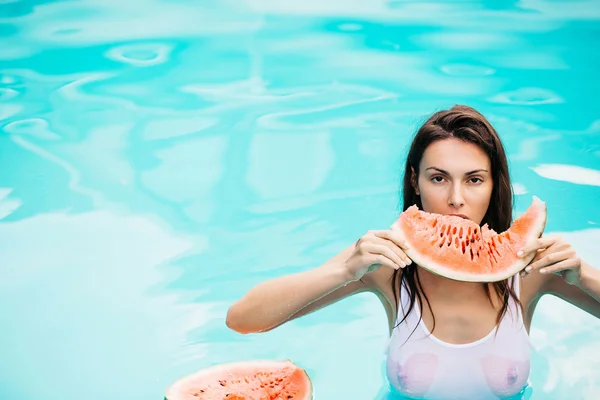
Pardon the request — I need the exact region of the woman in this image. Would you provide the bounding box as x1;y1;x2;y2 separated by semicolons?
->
226;105;600;399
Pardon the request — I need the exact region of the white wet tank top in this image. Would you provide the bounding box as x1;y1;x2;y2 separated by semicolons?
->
383;274;532;400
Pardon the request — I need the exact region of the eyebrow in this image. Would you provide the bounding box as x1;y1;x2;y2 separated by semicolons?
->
425;167;489;175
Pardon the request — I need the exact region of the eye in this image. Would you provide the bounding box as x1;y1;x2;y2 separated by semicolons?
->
431;176;445;183
469;177;483;184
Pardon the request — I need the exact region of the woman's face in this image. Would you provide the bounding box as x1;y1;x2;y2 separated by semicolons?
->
414;138;494;225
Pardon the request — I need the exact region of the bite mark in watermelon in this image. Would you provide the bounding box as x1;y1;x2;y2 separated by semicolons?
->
394;196;547;282
165;360;312;400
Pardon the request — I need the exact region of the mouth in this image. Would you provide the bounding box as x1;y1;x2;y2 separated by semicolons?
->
448;213;469;220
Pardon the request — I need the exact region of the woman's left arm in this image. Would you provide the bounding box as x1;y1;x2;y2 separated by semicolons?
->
519;235;600;318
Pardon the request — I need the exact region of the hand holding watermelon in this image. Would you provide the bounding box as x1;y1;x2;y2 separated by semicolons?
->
343;229;412;282
519;235;583;285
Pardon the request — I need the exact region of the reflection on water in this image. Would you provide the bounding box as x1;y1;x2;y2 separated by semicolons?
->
531;164;600;187
0;0;599;399
0;210;211;399
0;188;22;219
488;87;564;105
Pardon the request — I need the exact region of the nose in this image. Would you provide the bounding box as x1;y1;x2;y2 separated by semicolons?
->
448;183;465;208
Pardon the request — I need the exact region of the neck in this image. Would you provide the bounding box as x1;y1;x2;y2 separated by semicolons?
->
416;266;487;302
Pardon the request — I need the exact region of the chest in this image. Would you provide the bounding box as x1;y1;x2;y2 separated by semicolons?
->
384;292;531;399
419;298;501;345
377;281;508;341
385;335;531;400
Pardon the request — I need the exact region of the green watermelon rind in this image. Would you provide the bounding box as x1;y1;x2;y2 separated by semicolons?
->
398;196;548;283
164;359;313;400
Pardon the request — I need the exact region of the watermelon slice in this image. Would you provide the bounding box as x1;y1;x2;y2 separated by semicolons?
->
394;196;547;282
164;360;312;400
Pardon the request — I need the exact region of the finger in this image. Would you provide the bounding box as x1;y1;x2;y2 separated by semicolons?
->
371;232;412;265
518;237;556;258
537;258;579;275
373;229;410;251
368;254;401;271
523;250;573;274
363;243;407;268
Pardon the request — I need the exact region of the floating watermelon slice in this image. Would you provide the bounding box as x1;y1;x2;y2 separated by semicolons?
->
394;196;547;282
164;360;312;400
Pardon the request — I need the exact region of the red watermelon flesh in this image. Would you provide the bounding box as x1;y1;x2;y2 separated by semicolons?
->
393;196;547;282
164;360;312;400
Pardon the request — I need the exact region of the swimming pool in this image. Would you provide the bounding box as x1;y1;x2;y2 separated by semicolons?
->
1;0;599;399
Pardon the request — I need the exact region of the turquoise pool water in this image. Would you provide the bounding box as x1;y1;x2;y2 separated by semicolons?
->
1;0;599;399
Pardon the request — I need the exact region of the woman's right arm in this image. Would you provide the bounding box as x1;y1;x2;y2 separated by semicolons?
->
225;230;411;334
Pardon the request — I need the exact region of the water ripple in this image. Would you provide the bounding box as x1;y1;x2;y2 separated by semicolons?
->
247;184;397;214
55;72;134;108
512;134;561;161
256;94;398;130
9;1;264;50
0;104;23;120
337;22;363;32
104;42;174;67
0;73;20;84
140;135;228;222
412;32;517;51
180;77;276;102
324;51;500;96
484;52;569;70
9;135;108;205
0;87;19;101
4;118;61;140
531;164;600;187
142;116;219;141
439;64;496;77
247;131;334;200
0;188;22;220
488;87;564;105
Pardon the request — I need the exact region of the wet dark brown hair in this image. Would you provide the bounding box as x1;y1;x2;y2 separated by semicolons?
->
392;104;522;336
